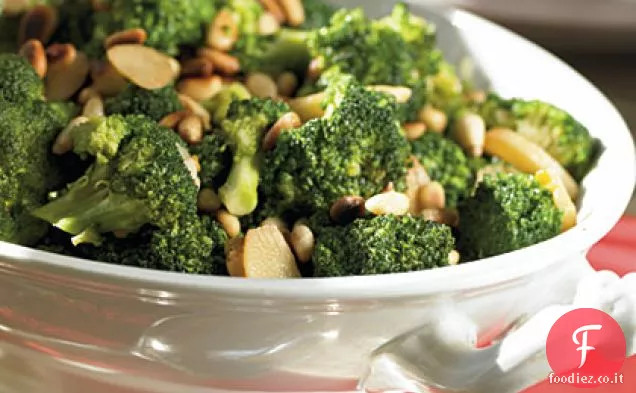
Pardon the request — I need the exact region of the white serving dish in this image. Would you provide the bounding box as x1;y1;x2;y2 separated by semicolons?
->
0;1;635;392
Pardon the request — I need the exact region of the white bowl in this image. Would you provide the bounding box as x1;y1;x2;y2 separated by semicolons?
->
0;2;634;392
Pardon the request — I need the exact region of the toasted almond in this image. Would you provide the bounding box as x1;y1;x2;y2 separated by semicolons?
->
180;57;215;78
404;122;427;141
419;105;448;133
276;72;298;97
259;0;286;22
226;236;246;277
448;250;460;265
452;112;486;157
367;85;412;104
82;96;105;117
278;0;305;27
77;87;99;105
178;114;204;145
245;72;278;98
45;50;89;101
19;39;47;78
258;12;281;35
330;196;366;225
406;156;431;214
290;223;315;264
90;60;129;97
484;128;579;200
217;209;241;239
421;208;460;227
243;225;301;278
365;191;410;216
418;181;446;210
46;43;76;66
107;44;176;90
18;5;58;46
261;217;290;237
198;48;241;76
535;168;578;232
178;94;212;130
52;116;89;155
177;75;224;101
287;92;325;122
208;9;239;51
104;28;147;49
159;110;188;129
198;188;222;213
262;112;301;151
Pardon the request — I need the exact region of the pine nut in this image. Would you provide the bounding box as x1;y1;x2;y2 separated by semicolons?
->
78;87;99;105
262;112;301;151
19;39;47;78
159;110;188;129
245;72;278;98
46;48;89;101
448;250;460;265
104;28;147;49
419;105;448;133
290;223;315;263
367;85;413;104
18;5;58;46
178;94;212;130
107;44;177;90
258;12;281;35
217;209;241;238
198;48;240;76
226;236;246;277
90;60;128;97
278;0;305;27
467;90;487;104
365;191;410;216
178;114;204;145
405;156;431;214
404;122;427;141
418;181;446;210
258;0;286;23
330;196;366;225
421;208;459;227
453;112;486;157
287;92;326;121
276;72;298;97
52;116;89;155
82;96;105;117
198;188;222;213
177;75;224;101
180;57;215;78
208;9;239;51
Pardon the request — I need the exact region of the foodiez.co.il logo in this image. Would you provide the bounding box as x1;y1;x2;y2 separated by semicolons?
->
546;308;627;388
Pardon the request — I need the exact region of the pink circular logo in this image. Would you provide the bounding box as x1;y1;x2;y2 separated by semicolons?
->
546;308;627;388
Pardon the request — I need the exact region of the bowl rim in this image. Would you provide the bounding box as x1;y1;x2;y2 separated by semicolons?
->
1;7;634;301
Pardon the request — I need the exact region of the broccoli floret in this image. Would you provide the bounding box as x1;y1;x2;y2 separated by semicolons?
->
410;132;474;207
32;115;200;245
261;73;411;216
313;215;455;277
0;98;76;245
69;115;130;164
49;0;95;48
78;215;228;274
457;172;562;261
104;85;183;122
189;132;231;188
479;94;600;181
87;0;218;57
300;0;336;30
218;98;290;216
0;54;44;102
201;82;252;124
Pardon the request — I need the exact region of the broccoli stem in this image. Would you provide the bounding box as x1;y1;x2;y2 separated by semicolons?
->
218;154;260;216
31;165;150;242
256;29;311;75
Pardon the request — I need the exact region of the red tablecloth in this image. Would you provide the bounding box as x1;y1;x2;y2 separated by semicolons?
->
523;216;636;393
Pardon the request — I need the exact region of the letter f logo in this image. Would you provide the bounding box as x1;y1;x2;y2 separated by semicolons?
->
573;324;603;368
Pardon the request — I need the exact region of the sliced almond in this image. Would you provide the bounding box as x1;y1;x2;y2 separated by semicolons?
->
208;9;239;51
258;12;281;35
278;0;305;27
418;181;446;210
258;0;286;23
452;112;486;157
290;223;315;264
261;217;290;238
82;96;105;117
45;50;89;101
535;168;578;232
52;116;89;155
365;191;410;217
107;44;176;90
104;28;148;49
178;114;204;145
421;208;460;227
226;236;246;277
404;122;427;141
405;156;431;214
178;94;212;130
159;110;188;129
245;72;278;98
78;87;99;105
90;60;129;97
180;57;215;78
262;112;301;151
177;75;224;101
484;128;579;201
287;92;326;122
18;5;58;46
418;105;448;134
198;48;241;76
19;39;47;78
367;85;412;104
242;225;301;279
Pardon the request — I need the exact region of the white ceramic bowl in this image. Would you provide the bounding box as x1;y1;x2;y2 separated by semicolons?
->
0;1;634;392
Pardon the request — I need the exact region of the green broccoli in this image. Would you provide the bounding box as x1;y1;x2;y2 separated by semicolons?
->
217;98;290;216
201;82;252;124
479;93;599;181
49;0;95;48
410;132;474;207
260;72;411;217
457;172;563;261
32;115;200;245
0;54;44;102
189;132;231;188
300;0;336;30
76;214;228;274
87;0;218;57
0;98;76;245
313;214;455;277
105;84;183;122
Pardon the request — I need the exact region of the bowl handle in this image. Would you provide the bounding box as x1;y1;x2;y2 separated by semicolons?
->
358;266;636;393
